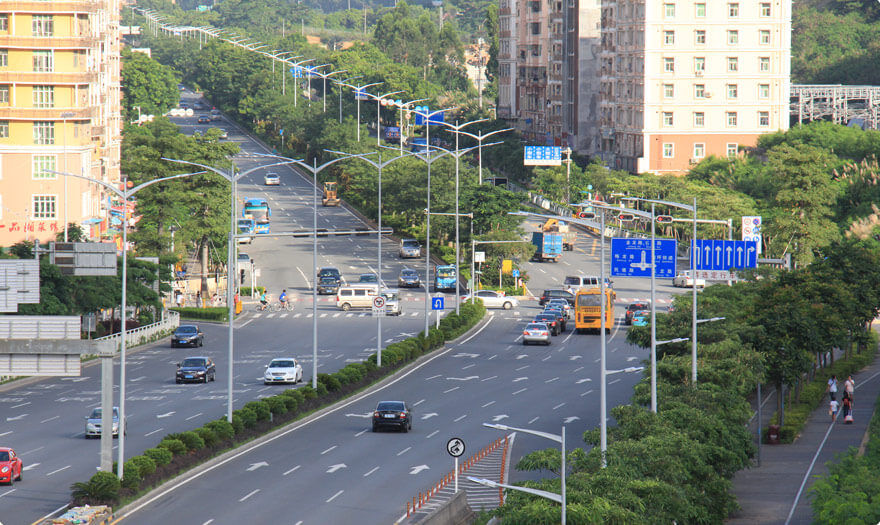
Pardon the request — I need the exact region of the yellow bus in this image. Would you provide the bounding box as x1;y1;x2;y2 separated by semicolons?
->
575;288;616;334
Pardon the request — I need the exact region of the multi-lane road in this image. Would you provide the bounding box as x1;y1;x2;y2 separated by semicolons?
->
0;92;688;525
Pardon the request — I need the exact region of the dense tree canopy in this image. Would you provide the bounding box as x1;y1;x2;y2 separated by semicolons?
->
121;48;180;122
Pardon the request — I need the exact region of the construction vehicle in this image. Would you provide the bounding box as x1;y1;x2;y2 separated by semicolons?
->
542;218;577;251
322;181;340;206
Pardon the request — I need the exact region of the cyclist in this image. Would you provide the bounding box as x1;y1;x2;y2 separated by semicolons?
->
259;291;268;310
279;289;289;308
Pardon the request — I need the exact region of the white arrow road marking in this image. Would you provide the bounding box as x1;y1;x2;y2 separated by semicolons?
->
627;356;639;362
156;412;176;419
345;412;372;418
576;378;591;384
453;353;480;358
6;414;27;421
421;413;438;420
410;465;430;475
516;354;528;360
492;414;509;422
569;355;583;360
512;377;528;382
22;463;40;471
446;376;478;381
563;416;580;423
246;462;268;472
326;463;347;473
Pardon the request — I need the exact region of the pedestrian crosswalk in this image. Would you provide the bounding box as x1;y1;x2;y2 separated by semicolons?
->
247;310;427;320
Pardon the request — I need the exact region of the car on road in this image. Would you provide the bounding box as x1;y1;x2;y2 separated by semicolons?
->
197;114;211;124
464;290;518;310
193;101;206;110
547;298;572;319
264;172;280;186
171;324;204;348
217;128;228;139
631;310;650;327
84;406;125;438
210;108;221;120
318;267;342;285
317;276;340;295
263;358;303;385
0;447;23;485
672;270;706;288
522;322;551;345
399;238;421;258
543;306;567;332
625;302;651;325
397;268;420;288
372;400;412;432
176;356;216;384
533;313;561;335
358;273;378;284
539;289;575;306
237;252;251;265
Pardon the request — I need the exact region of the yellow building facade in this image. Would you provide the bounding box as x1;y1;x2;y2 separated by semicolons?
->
0;1;121;246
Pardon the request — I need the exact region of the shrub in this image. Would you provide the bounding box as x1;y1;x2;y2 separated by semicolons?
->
316;381;328;396
195;427;219;448
157;438;186;456
206;419;235;441
298;385;318;400
363;359;378;372
168;307;227;322
282;388;305;404
280;393;300;412
264;396;288;417
318;373;342;392
231;413;244;434
177;431;206;451
235;406;258;429
143;447;173;466
121;459;142;489
71;471;120;504
244;400;271;422
129;455;157;478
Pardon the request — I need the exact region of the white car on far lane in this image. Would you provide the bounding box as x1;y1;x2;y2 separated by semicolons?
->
264;172;281;186
463;290;518;309
672;270;706;288
263;358;303;385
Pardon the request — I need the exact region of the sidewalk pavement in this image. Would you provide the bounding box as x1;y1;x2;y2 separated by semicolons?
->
728;348;880;524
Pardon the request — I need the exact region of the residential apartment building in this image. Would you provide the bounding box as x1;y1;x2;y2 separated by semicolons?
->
598;0;791;173
0;0;122;246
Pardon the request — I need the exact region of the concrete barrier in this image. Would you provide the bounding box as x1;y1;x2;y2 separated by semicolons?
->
413;490;474;525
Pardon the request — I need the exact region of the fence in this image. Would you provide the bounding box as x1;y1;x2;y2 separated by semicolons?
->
92;310;180;355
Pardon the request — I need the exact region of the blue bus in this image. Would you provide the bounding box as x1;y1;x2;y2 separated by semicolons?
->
243;198;271;234
434;265;457;292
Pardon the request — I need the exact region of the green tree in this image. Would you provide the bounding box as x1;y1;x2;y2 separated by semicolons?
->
121;48;179;122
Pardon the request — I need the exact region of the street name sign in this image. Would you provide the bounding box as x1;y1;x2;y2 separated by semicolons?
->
611;238;677;278
691;239;758;271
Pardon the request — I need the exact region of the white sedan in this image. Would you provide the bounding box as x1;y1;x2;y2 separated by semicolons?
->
463;290;518;309
264;172;281;186
672;270;706;288
263;358;303;385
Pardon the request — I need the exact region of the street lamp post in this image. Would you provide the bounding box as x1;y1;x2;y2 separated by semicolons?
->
394;98;428;156
304;63;331;108
445;126;512;185
282;58;315;108
561;147;572;205
340;81;381;142
48;168;204;480
318;69;347;113
335;75;362;123
370;90;404;147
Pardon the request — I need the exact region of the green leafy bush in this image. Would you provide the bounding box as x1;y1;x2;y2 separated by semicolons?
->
129;455;157;478
169;307;227;321
121;459;142;489
143;447;173;466
315;381;328;396
157;438;186;456
264;396;288;417
71;471;121;504
298;385;317;399
235;406;257;429
243;400;271;422
205;419;235;441
195;427;219;447
231;413;244;434
176;431;206;451
318;373;342;392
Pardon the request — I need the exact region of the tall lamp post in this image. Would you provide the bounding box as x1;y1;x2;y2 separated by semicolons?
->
283;57;316;108
447;126;512;185
369;90;404;146
393;98;428;155
339;80;381;142
49;168;204;480
316;69;348;113
335;75;363;123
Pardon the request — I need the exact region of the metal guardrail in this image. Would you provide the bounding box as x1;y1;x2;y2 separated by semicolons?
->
92;310;180;354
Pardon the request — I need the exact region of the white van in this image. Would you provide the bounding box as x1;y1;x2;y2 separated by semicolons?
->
336;285;401;315
563;275;613;289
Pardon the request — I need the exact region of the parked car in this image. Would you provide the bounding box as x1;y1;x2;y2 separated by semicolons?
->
317;276;340;295
539;289;575;306
397;268;421;288
547;298;572;319
631;310;650;327
625;302;651;325
358;273;379;284
264;172;280;186
197;114;211;124
672;270;706;288
522;322;551;345
175;357;216;384
399;238;422;258
464;290;518;309
171;324;203;348
533;313;560;335
318;267;342;285
0;447;23;485
84;406;125;438
372;400;412;432
263;358;303;385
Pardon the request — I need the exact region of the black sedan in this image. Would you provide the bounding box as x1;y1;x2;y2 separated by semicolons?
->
171;325;203;348
534;313;561;336
397;268;421;288
372;401;412;432
176;357;216;384
317;276;340;295
542;306;567;332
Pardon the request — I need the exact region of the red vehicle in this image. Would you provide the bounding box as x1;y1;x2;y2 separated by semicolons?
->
0;447;23;484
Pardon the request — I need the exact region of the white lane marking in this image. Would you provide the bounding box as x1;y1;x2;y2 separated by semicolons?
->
35;503;70;522
413;399;426;407
581;389;594;397
609;378;621;385
453;414;467;422
40;416;60;423
321;445;337;455
563;331;575;343
545;377;559;383
364;466;380;477
326;490;344;503
512;388;527;395
458;315;495;344
481;375;497;382
239;489;260;502
573;366;584;373
426;430;439;439
130;376;147;382
397;447;411;456
553;402;565;410
296;266;311;288
528;416;539;424
542;355;552;361
482;401;495;408
145;428;163;437
355;429;367;437
462;364;476;370
11;402;30;409
0;431;11;437
283;465;301;476
47;465;71;476
443;386;459;394
201;520;214;525
186;412;203;421
22;463;40;471
425;374;441;380
515;365;529;371
238;319;255;328
0;488;16;498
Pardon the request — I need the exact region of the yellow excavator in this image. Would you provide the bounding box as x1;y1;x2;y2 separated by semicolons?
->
322;181;340;206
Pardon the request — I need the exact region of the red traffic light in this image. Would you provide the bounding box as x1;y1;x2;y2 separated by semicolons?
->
617;213;635;222
579;212;596;219
655;215;674;223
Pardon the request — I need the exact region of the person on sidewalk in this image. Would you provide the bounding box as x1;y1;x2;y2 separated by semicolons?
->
829;398;839;422
842;395;853;424
827;374;838;401
844;375;855;400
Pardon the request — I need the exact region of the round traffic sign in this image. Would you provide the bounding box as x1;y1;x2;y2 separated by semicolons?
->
373;296;386;309
447;437;466;457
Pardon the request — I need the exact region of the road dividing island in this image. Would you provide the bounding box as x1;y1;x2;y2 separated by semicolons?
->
398;434;514;524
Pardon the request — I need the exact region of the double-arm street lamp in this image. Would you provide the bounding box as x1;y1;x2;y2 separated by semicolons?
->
335;75;362;123
368;90;404;146
393;98;428;155
314;68;348;113
282;57;316;108
339;80;381;142
447;126;513;184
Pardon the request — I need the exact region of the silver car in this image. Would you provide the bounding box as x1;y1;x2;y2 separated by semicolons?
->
547;298;572;318
263;358;303;385
466;290;518;310
84;406;125;438
399;239;421;258
264;172;281;186
523;322;551;345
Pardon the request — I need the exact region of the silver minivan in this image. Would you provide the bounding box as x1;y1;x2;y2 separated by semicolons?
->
336;285;401;315
563;275;613;289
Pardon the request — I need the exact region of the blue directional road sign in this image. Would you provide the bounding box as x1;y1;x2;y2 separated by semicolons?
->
691;240;758;271
523;146;562;166
432;297;445;310
512;269;520;278
290;66;303;78
611;238;677;278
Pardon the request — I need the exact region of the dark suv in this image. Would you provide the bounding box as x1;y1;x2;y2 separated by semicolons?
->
176;357;216;384
539;289;575;306
317;276;340;295
625;302;651;325
317;267;342;285
372;401;412;432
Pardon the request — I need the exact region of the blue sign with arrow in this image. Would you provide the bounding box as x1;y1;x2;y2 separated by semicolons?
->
611;238;677;278
432;297;445;310
691;240;758;271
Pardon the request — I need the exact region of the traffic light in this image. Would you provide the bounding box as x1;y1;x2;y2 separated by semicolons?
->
655;215;674;224
617;213;635;222
579;212;596;219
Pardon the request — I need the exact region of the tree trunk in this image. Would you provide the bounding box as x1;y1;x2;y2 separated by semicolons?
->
777;381;784;426
200;237;209;300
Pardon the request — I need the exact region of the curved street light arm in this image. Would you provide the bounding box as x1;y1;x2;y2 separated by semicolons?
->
453;127;514;141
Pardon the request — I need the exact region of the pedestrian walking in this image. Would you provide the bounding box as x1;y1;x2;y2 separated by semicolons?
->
829;398;839;422
844;375;855;400
196;291;202;308
842;396;854;424
827;374;838;401
176;291;184;308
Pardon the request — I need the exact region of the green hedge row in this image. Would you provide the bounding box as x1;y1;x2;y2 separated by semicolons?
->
239;286;265;296
69;300;486;507
169;307;227;322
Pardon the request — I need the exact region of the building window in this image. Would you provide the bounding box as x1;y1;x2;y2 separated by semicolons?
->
695;3;706;17
759;57;770;72
0;14;8;32
0;50;7;67
663;31;675;45
759;83;770;99
0;85;8;103
33;121;54;145
662;112;674;126
694;112;705;127
33;195;57;220
0;120;8;138
727;143;738;157
32;15;54;37
530;22;541;35
759;111;770;127
663;143;674;158
727;84;738;99
32;155;57;179
663;84;674;98
33;50;54;72
727;57;738;72
728;3;739;16
760;30;771;45
694;84;705;98
727;30;738;45
664;3;675;18
760;2;771;16
726;112;738;127
73;49;86;68
695;30;706;44
694;143;705;159
33;86;54;108
694;57;705;74
529;0;540;12
663;57;674;73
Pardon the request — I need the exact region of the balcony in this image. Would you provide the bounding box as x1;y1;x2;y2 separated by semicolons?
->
0;106;94;120
91;125;104;136
0;35;100;49
0;70;98;84
2;1;99;12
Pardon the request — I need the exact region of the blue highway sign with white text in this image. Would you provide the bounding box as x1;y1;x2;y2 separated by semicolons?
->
611;238;677;278
432;297;445;310
691;240;758;270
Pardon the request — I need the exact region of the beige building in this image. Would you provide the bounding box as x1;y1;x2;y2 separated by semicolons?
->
599;0;791;173
0;0;122;246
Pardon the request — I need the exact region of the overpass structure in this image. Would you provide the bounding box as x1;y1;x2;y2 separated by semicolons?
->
791;84;880;129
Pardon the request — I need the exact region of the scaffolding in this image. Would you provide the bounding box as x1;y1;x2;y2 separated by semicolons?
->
791;84;880;129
